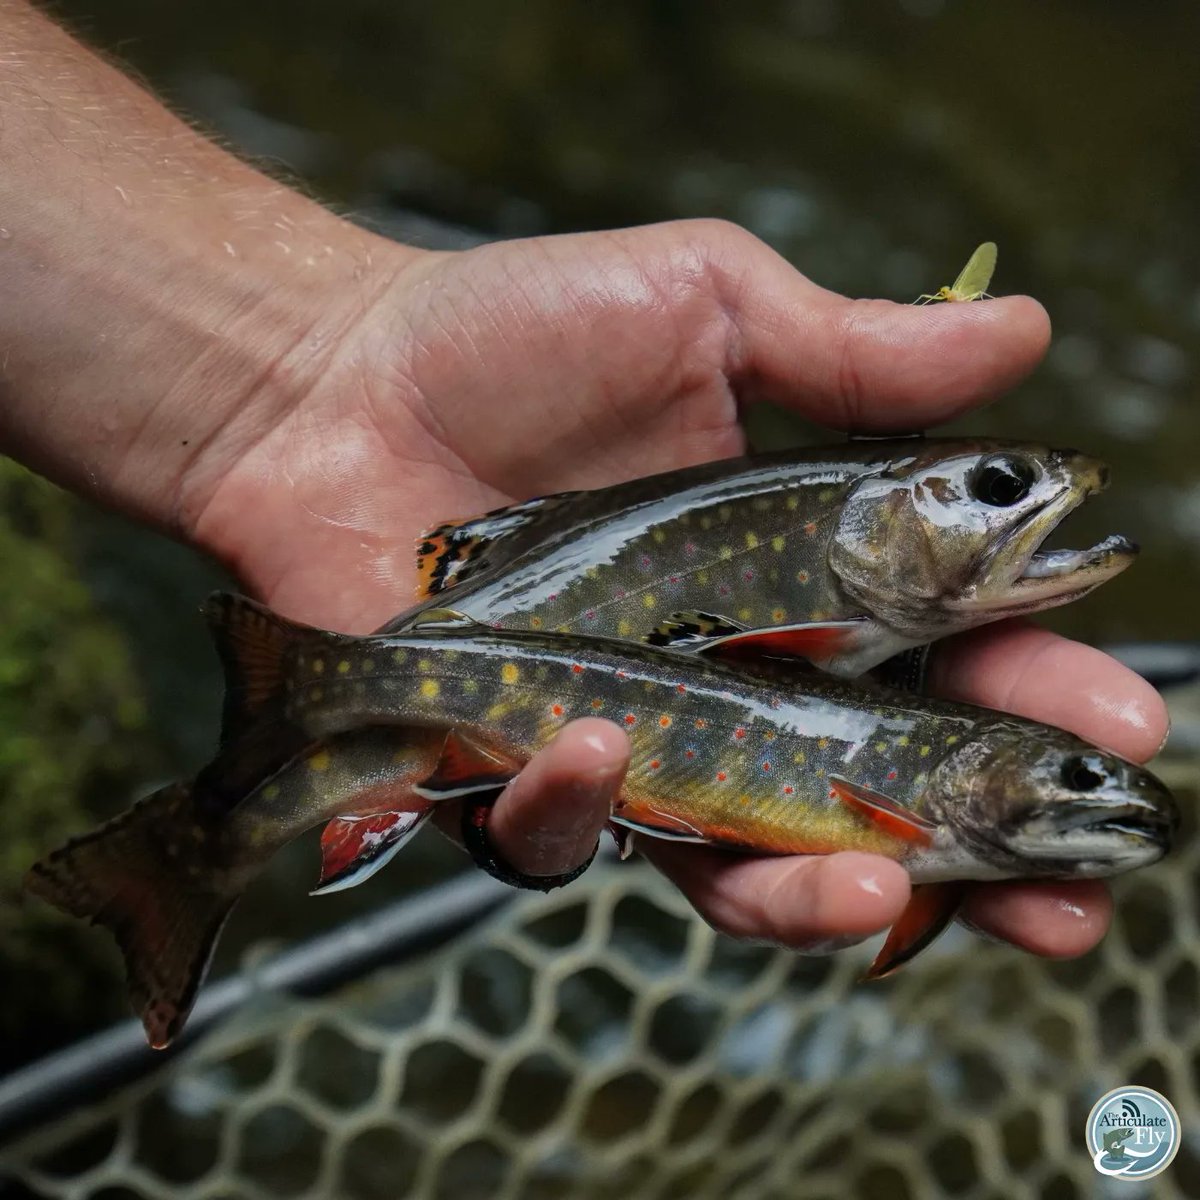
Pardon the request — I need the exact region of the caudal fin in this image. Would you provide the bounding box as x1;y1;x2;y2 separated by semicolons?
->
25;784;235;1049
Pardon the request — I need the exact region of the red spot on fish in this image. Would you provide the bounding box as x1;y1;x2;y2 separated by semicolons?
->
804;522;817;535
718;584;731;596
548;592;558;601
716;771;727;782
624;714;637;725
615;588;626;599
659;715;672;728
591;698;603;709
743;569;754;582
616;669;628;679
684;541;697;554
650;759;661;770
676;683;686;695
695;718;707;730
783;785;794;795
586;609;597;621
734;728;747;740
641;555;652;567
797;571;810;584
669;574;680;583
551;704;564;717
887;770;898;780
685;749;695;759
762;761;772;772
571;664;584;674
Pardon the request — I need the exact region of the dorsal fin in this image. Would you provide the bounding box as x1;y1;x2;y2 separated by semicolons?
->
414;491;581;597
644;611;746;647
202;592;347;745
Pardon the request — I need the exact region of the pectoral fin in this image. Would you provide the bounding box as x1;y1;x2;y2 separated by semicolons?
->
864;882;965;979
413;731;520;799
692;619;871;668
829;776;937;847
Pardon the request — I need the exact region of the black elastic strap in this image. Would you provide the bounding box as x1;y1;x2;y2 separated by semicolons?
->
461;793;598;891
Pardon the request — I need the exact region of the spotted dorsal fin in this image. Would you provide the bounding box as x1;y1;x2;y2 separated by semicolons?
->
415;491;583;597
644;611;747;648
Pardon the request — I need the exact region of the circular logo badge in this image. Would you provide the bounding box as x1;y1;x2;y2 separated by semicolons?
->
1086;1086;1180;1181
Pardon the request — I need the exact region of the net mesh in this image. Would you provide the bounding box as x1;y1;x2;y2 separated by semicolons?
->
6;765;1198;1200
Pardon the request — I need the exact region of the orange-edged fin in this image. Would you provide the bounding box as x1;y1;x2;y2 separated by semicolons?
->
864;882;965;980
25;783;235;1049
644;610;746;648
413;491;583;598
313;808;434;895
203;592;348;745
413;730;521;800
829;776;937;846
693;619;870;668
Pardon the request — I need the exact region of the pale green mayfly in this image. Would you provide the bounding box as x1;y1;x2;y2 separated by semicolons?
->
915;241;997;304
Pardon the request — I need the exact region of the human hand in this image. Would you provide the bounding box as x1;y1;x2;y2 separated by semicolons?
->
181;218;1166;961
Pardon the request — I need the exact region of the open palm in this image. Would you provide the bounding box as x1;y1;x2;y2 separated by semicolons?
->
189;219;1166;958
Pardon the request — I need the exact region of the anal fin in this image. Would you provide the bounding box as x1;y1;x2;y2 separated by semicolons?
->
313;809;434;895
865;882;965;979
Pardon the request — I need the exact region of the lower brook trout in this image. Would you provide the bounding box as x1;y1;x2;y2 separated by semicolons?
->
28;595;1177;1048
397;438;1135;676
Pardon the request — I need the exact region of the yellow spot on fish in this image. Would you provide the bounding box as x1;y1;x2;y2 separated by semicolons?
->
362;658;375;673
421;680;440;699
392;750;411;764
745;531;759;550
618;619;633;637
418;659;432;672
263;784;280;801
738;608;753;622
700;516;713;530
771;535;785;553
818;489;834;503
875;742;887;753
739;794;752;807
696;571;709;585
337;660;351;675
946;735;959;745
308;750;331;772
463;679;479;694
488;701;511;720
815;767;826;778
771;608;786;623
652;528;666;544
501;662;520;685
919;745;931;757
793;751;806;765
809;610;827;621
585;566;599;579
530;616;543;629
312;659;325;675
310;686;323;702
643;594;656;609
591;697;604;709
897;735;910;747
719;546;733;561
719;504;733;521
817;738;829;749
786;495;799;511
393;649;408;665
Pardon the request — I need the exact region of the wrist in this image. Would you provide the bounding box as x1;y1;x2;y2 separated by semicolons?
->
0;0;428;534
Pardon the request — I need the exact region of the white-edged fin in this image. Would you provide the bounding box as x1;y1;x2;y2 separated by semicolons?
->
412;730;520;799
311;810;432;896
609;813;712;845
393;606;480;633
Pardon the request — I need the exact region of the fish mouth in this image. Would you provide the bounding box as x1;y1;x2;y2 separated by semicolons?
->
969;478;1138;612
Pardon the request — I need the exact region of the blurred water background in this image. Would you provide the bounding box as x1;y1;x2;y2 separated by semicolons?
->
2;2;1199;1196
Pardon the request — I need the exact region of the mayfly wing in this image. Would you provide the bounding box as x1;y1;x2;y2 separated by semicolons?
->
950;241;997;299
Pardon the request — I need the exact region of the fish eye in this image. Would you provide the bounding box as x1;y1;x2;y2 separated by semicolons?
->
969;456;1037;507
1061;754;1107;792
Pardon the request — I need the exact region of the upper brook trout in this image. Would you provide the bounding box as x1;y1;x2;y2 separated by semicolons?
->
28;596;1177;1048
399;438;1135;676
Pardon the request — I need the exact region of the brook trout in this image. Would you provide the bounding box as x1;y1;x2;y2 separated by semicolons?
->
28;595;1177;1048
399;438;1135;677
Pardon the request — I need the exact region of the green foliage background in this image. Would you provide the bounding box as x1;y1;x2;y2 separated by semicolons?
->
0;458;159;1060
